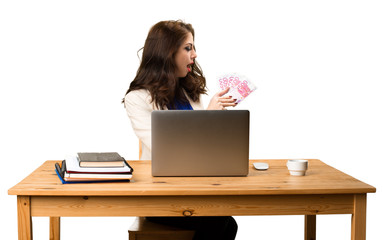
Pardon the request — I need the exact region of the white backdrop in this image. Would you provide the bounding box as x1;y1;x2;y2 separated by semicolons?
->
1;1;382;239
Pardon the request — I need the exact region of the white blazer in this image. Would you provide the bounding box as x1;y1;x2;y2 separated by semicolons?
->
124;89;204;160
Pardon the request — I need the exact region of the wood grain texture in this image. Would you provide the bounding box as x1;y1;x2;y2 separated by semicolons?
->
49;217;60;240
8;160;376;196
351;194;367;240
9;159;376;240
17;196;32;240
305;215;316;240
31;194;354;217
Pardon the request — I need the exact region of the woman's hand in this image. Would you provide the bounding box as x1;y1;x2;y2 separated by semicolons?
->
207;87;237;110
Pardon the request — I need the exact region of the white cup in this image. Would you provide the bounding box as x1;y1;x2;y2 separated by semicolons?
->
287;159;308;176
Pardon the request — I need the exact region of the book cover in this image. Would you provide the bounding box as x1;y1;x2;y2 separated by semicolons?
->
55;161;131;184
65;155;133;174
64;172;132;180
77;152;125;167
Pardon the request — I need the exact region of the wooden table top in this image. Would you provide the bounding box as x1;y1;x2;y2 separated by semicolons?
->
8;159;375;196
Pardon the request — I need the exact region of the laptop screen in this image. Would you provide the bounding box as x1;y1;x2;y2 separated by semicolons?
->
151;110;249;176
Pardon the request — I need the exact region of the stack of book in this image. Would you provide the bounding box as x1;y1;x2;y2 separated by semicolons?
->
55;152;133;183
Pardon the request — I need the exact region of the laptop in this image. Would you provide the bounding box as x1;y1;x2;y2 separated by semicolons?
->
151;110;249;176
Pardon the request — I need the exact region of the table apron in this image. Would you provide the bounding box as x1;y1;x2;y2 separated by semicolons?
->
30;194;355;217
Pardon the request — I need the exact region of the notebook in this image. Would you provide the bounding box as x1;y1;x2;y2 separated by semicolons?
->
151;110;250;176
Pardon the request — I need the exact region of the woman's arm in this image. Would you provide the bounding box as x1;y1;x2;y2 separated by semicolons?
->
124;90;154;159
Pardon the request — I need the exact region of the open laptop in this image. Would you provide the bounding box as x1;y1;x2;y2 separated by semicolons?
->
151;110;249;176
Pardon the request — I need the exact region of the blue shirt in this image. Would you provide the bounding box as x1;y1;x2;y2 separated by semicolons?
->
167;98;193;110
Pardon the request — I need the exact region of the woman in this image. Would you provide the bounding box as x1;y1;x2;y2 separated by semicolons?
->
123;20;236;160
123;20;237;240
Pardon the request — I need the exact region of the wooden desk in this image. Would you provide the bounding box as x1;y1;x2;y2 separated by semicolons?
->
8;159;375;240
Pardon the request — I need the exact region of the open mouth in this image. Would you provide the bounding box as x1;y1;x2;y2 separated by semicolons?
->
187;62;194;72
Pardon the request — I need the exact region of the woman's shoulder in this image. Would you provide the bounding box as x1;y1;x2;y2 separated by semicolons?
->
125;89;150;98
125;89;151;103
124;89;155;110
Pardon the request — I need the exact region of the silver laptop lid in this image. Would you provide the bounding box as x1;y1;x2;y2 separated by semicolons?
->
151;110;249;176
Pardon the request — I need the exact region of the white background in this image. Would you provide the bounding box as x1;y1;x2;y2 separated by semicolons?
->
1;0;382;239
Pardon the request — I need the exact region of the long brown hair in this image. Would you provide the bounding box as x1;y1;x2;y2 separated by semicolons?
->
123;20;206;109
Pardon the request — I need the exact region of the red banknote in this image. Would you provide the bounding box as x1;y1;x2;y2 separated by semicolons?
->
218;73;256;104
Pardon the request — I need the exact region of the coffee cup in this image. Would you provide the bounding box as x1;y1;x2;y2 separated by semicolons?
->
287;159;308;176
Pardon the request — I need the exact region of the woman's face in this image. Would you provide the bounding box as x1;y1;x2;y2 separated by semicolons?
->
174;32;197;78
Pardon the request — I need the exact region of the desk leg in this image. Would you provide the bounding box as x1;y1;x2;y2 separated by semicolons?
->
304;215;316;240
49;217;60;240
351;194;367;240
17;196;33;240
